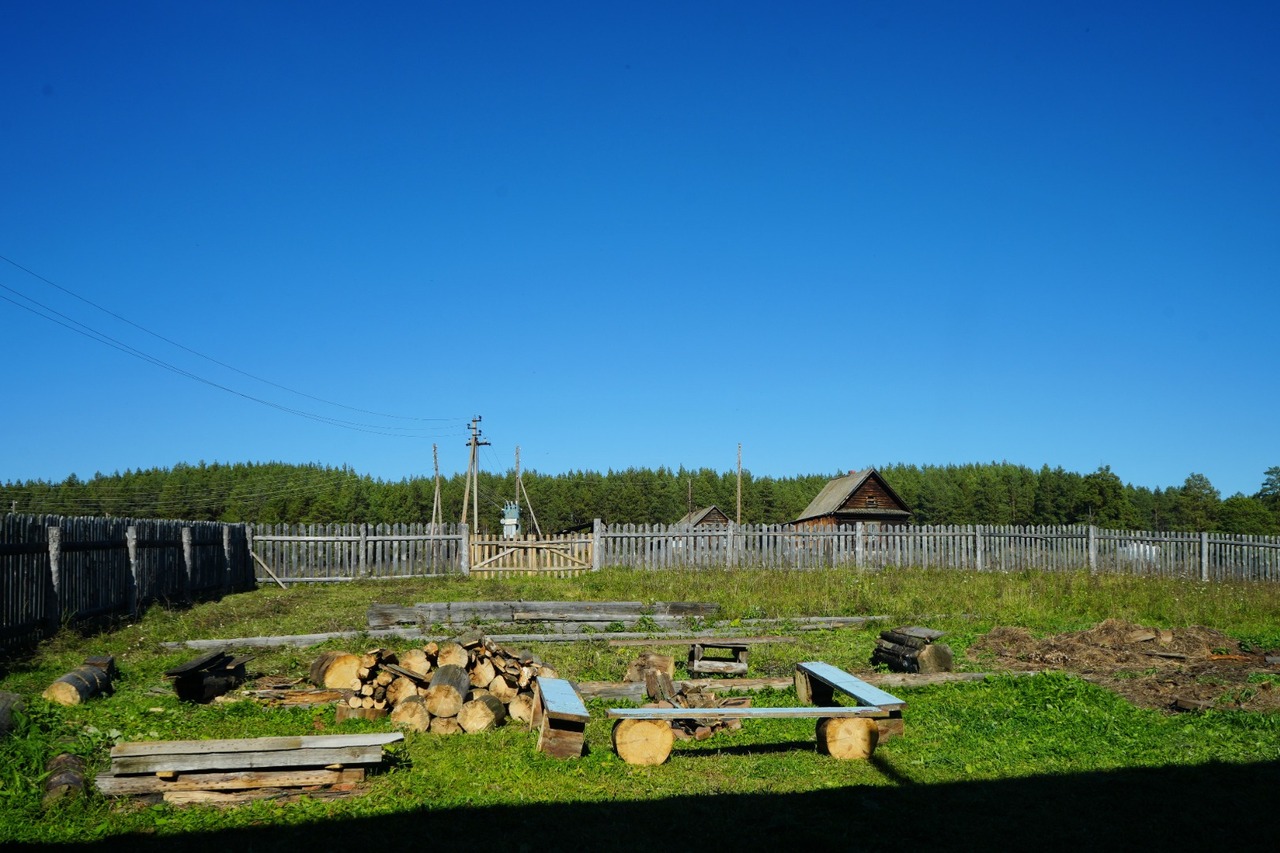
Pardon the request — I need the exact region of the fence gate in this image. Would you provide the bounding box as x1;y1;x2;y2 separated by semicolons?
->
469;533;594;577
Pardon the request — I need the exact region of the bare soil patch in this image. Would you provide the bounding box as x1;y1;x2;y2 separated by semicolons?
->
967;618;1280;713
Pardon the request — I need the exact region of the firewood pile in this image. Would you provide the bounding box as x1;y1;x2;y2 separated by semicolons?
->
636;658;750;741
310;632;558;734
871;626;953;673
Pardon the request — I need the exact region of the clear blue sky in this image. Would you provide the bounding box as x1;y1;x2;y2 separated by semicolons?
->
2;2;1276;498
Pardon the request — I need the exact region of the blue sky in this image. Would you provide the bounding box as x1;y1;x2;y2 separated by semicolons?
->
2;2;1276;498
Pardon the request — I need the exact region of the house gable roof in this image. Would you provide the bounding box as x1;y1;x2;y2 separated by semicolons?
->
795;468;911;522
675;505;730;526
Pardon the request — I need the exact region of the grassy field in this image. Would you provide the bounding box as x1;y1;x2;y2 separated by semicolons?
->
3;566;1279;851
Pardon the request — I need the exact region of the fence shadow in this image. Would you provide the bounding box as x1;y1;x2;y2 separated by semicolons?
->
12;759;1279;851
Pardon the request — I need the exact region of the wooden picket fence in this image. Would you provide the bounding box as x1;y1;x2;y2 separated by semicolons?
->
5;515;1279;650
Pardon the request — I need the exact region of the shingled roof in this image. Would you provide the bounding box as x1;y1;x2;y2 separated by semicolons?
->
795;468;912;524
674;505;732;526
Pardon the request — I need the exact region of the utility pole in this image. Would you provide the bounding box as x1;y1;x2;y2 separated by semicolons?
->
460;416;489;530
737;443;742;525
431;443;442;529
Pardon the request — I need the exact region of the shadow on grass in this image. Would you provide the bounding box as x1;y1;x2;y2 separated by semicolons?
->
11;759;1278;852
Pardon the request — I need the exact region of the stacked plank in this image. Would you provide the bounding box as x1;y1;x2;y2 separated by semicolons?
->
367;600;719;633
870;626;953;673
312;633;557;734
94;733;403;805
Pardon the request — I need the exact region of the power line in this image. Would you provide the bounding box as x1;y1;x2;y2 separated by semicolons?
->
1;253;453;424
0;282;463;437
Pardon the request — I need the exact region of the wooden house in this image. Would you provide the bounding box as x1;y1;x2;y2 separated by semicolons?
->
793;469;912;528
674;506;732;527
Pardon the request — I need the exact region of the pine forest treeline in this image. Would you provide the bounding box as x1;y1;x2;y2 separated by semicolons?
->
3;461;1279;536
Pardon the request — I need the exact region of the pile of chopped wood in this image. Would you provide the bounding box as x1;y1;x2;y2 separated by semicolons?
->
637;659;750;741
871;626;953;673
310;632;557;734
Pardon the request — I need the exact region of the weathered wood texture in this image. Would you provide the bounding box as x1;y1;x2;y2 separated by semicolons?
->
249;522;466;583
367;600;720;631
1;513;252;650
531;677;590;758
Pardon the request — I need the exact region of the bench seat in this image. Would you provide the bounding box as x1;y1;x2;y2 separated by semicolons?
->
530;677;589;758
607;705;887;721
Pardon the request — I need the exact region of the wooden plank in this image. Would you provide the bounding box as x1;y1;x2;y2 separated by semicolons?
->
110;732;402;757
607;635;796;647
107;745;391;775
607;706;887;720
95;767;364;795
797;661;907;710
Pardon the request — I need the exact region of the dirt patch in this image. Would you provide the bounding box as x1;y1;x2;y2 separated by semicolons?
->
967;619;1280;713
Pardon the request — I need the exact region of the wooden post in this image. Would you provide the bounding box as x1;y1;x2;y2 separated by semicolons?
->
222;524;234;592
855;522;865;568
1200;531;1210;582
458;523;470;576
46;526;62;631
592;519;602;572
359;524;369;577
1087;525;1097;574
180;527;193;601
126;525;140;616
975;524;984;572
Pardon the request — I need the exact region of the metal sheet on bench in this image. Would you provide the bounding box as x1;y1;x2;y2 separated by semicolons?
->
538;678;590;722
607;706;887;720
797;662;907;710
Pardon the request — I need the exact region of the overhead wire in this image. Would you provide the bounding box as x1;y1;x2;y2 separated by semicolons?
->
0;253;455;425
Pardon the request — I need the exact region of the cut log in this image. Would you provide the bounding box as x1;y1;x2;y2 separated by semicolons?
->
399;648;432;678
436;642;469;669
43;664;113;706
310;651;361;688
507;693;536;725
43;753;86;806
624;652;674;683
385;676;418;707
457;694;506;733
430;716;462;735
816;717;879;759
611;718;674;765
389;696;432;732
915;643;953;674
468;658;496;689
423;664;470;718
487;675;518;704
335;704;388;723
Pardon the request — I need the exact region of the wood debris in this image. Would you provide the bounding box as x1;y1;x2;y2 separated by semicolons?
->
639;666;750;741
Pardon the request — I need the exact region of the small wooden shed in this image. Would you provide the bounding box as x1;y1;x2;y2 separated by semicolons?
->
793;469;912;528
674;506;732;527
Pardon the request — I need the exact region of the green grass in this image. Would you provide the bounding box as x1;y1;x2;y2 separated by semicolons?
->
3;566;1280;850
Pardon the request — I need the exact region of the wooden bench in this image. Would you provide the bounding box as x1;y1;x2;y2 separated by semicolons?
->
606;662;906;765
794;661;907;740
529;677;590;758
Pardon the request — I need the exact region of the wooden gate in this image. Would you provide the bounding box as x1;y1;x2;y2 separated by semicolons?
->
469;533;594;577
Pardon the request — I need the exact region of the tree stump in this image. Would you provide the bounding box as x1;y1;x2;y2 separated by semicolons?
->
816;717;878;760
611;718;675;765
0;691;24;737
